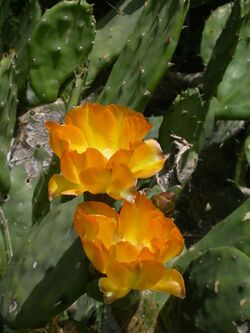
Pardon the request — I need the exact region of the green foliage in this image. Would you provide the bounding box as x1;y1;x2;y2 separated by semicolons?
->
0;197;91;328
156;199;250;332
85;0;144;91
158;246;250;333
28;0;96;102
0;166;36;257
202;0;250;119
98;0;189;111
9;0;41;92
159;88;205;152
203;0;242;100
0;56;17;192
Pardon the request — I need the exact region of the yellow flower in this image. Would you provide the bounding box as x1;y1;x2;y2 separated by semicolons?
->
46;103;165;201
74;193;185;303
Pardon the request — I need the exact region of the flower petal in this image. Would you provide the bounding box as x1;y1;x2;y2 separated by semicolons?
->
108;164;136;201
158;229;184;263
65;104;117;157
108;149;133;167
117;105;152;147
105;260;165;292
118;193;163;243
46;121;87;157
151;269;185;299
75;200;119;220
129;140;166;178
65;103;152;153
80;164;136;201
80;167;112;194
74;201;118;248
83;239;108;273
48;174;85;199
98;277;130;304
107;241;140;263
61;149;107;184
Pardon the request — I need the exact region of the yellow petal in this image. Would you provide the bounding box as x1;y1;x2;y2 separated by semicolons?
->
74;201;118;248
65;103;152;154
48;174;85;199
83;239;108;273
108;149;133;167
61;149;107;184
106;260;165;291
75;200;119;220
118;193;163;244
107;241;140;263
108;164;136;201
65;103;117;156
46;121;87;157
80;167;112;194
129;140;166;178
117;106;152;148
159;229;184;263
151;269;185;299
80;164;136;200
98;277;130;304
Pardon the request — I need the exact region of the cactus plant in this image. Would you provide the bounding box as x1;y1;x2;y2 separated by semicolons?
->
0;55;17;192
28;0;96;102
158;88;205;152
203;0;250;119
158;246;250;333
156;199;250;332
84;0;144;91
98;0;189;111
8;0;41;92
0;197;92;328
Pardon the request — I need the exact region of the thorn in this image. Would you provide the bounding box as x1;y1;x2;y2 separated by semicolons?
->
105;1;124;15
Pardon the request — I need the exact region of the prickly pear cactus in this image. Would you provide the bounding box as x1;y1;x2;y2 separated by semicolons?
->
156;199;250;332
159;88;205;152
158;247;250;333
28;0;96;102
99;0;189;111
0;197;91;328
85;0;144;90
0;55;17;192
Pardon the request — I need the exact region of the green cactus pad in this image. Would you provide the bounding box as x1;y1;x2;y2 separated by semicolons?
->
175;198;250;274
85;0;144;89
98;0;189;111
0;56;17;192
204;0;242;100
10;0;41;92
0;165;36;257
158;88;205;152
158;247;250;333
0;197;91;328
200;3;231;64
244;134;250;164
203;1;250;119
28;0;95;103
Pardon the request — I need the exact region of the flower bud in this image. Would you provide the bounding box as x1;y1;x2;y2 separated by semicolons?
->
151;192;176;216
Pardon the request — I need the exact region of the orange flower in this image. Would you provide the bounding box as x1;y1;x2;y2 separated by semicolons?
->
46;103;165;201
74;193;185;303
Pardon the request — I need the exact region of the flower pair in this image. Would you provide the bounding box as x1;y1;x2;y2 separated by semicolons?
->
46;103;185;303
